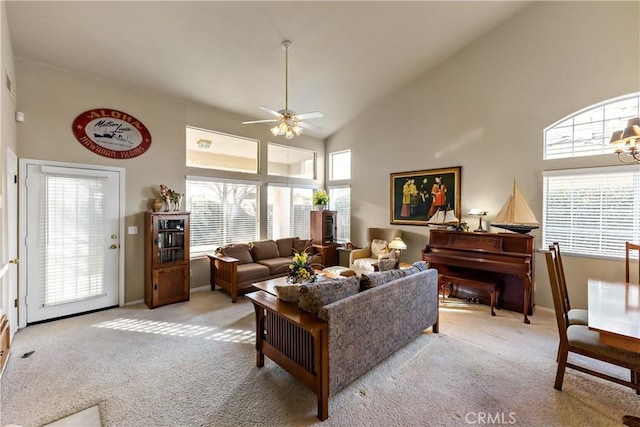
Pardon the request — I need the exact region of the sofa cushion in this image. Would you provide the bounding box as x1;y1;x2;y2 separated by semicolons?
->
251;240;280;261
298;276;359;314
360;269;406;291
257;257;292;275
236;263;270;283
371;239;389;257
352;257;377;275
293;238;314;255
275;283;301;303
220;243;254;265
276;237;296;257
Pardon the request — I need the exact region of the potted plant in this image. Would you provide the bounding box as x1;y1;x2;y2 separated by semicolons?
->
313;189;329;210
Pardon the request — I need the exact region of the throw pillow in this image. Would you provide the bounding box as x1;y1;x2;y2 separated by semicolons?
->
221;244;254;265
250;240;280;261
371;239;389;257
359;269;406;291
378;257;399;271
275;284;301;303
401;266;422;276
293;238;314;255
298;276;359;314
412;261;428;271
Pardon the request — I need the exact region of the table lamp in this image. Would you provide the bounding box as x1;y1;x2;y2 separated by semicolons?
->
388;237;408;263
469;209;488;233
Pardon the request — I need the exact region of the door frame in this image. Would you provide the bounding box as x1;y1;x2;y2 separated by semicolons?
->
18;159;126;328
3;148;18;337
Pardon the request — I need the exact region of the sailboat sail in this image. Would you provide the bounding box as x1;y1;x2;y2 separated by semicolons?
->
492;180;539;234
427;206;459;225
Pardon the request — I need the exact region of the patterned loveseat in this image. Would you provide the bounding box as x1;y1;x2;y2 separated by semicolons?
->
207;237;320;303
246;265;439;420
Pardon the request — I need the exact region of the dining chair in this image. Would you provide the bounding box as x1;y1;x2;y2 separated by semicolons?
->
550;243;588;326
545;249;640;393
626;242;640;284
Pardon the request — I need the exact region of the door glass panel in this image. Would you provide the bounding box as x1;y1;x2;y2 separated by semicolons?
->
41;174;106;306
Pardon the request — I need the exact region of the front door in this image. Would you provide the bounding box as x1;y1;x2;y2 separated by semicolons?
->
21;161;122;323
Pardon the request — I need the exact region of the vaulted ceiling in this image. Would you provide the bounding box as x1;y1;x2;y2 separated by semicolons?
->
6;1;531;139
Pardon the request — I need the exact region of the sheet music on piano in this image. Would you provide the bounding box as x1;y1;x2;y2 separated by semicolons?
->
422;229;534;324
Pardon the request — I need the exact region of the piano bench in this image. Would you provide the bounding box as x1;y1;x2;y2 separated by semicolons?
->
439;274;501;316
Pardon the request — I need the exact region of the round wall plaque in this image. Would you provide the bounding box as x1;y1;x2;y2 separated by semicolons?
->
72;108;152;159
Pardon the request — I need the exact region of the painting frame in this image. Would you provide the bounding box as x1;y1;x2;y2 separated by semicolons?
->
390;166;461;226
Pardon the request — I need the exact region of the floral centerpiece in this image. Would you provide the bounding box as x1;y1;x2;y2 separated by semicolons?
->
288;251;317;284
313;189;329;207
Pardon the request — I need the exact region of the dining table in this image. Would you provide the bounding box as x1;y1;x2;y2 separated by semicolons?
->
588;278;640;352
587;278;640;426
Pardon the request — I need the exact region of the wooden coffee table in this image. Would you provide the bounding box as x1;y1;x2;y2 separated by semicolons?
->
251;276;289;297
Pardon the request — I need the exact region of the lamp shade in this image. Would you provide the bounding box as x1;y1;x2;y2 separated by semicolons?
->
388;236;407;251
468;208;487;216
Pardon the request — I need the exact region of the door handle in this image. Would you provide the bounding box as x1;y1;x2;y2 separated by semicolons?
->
8;259;19;265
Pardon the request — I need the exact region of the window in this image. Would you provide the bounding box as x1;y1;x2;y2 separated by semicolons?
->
543;165;640;258
185;178;258;256
267;185;313;240
267;143;315;179
544;93;640;160
329;150;351;180
186;127;258;173
329;186;351;242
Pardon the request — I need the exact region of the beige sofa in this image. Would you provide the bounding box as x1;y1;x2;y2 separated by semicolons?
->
207;237;319;303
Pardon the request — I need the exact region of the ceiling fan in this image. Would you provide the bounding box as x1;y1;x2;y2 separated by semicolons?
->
243;40;323;139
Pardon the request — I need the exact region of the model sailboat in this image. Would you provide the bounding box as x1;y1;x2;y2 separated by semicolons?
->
492;180;539;234
427;205;459;227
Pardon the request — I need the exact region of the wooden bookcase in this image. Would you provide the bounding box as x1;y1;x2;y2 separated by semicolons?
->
310;210;337;245
144;212;190;309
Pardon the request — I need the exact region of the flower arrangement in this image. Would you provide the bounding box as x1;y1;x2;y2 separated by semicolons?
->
313;189;329;206
288;251;317;284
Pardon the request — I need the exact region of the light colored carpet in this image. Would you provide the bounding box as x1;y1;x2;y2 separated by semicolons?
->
0;290;637;427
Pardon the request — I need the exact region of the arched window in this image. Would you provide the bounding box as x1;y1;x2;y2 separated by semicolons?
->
543;92;640;258
544;93;639;159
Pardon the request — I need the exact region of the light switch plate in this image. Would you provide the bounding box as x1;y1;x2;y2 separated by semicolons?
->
128;226;138;235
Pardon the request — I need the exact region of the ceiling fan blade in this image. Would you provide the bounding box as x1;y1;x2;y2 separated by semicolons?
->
297;121;323;131
294;111;323;120
259;106;283;117
242;119;279;124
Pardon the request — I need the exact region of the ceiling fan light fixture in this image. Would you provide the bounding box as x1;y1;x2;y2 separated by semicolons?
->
243;40;323;139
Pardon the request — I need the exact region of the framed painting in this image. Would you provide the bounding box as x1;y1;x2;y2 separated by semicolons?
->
390;166;461;226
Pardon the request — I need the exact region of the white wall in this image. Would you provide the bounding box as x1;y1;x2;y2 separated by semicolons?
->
326;1;640;310
14;59;325;303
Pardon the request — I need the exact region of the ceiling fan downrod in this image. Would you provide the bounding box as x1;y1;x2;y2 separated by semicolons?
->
282;40;291;112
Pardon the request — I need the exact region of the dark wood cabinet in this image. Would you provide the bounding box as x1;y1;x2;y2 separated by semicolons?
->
310;210;337;245
144;212;190;308
313;243;339;267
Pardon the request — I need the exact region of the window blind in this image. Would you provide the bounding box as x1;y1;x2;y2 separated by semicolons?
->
329;186;351;242
186;179;258;256
543;166;640;258
41;174;106;307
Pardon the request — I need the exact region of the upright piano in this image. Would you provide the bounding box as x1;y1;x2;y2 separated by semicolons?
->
422;229;534;324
